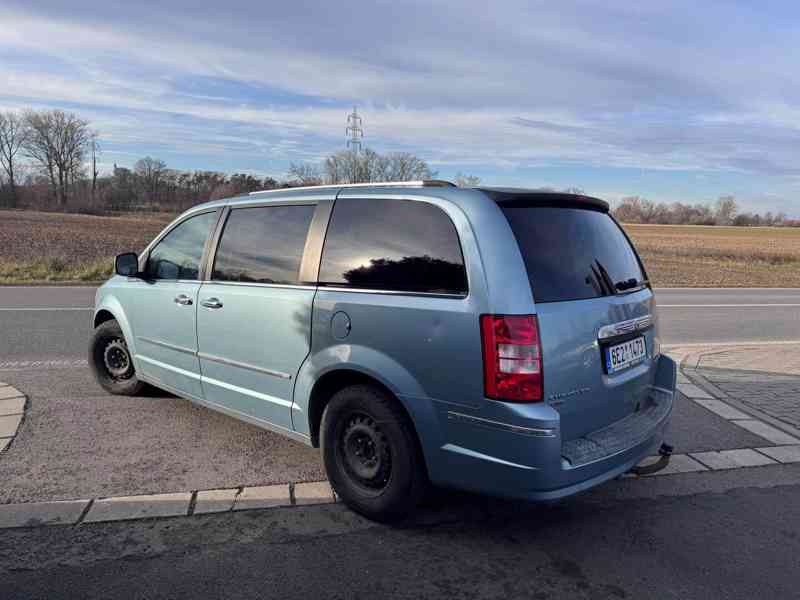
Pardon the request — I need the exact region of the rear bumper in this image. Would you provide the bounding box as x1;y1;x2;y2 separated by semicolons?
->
427;354;676;501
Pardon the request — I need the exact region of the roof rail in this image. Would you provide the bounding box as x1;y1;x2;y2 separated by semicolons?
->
248;179;456;196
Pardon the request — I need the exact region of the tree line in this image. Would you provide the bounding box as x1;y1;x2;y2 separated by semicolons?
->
1;107;794;225
612;195;797;227
0;108;447;214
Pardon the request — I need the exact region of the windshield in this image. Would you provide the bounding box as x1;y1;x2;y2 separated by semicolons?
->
501;206;646;303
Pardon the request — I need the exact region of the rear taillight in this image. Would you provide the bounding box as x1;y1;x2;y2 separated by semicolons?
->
480;314;543;402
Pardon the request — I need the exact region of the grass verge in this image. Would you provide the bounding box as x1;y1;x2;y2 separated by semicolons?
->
0;258;113;284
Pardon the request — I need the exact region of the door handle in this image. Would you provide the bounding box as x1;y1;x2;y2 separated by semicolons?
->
174;294;193;306
201;297;223;309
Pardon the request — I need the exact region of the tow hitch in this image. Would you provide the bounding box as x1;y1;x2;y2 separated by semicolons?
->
629;443;674;476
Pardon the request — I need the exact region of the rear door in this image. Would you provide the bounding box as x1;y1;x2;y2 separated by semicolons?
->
195;201;324;432
500;204;654;441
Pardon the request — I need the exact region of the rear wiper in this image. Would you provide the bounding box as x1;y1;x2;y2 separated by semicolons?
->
594;260;617;296
589;264;613;296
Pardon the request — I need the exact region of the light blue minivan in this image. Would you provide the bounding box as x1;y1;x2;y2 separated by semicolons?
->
90;181;676;521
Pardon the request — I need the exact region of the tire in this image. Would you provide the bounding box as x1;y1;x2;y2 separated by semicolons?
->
89;319;145;396
320;384;427;522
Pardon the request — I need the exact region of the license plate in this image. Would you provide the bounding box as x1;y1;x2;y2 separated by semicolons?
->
605;336;647;374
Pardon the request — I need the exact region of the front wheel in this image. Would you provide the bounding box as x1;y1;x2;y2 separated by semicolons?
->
89;319;145;396
320;384;427;522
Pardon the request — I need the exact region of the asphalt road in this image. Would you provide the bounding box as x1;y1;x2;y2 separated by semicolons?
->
0;287;799;363
654;288;800;345
1;285;799;599
2;467;799;599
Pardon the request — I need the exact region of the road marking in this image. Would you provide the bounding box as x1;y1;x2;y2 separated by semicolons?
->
659;304;800;308
0;285;97;289
663;341;800;348
0;307;93;311
0;359;88;370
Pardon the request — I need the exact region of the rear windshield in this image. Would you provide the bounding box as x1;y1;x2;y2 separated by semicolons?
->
501;206;646;303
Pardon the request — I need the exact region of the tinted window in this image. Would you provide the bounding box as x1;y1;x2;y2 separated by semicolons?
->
319;198;467;294
212;205;315;284
145;211;217;280
501;206;645;303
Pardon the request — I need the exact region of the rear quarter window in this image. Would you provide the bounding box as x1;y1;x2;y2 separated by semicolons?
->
319;198;467;295
501;206;645;303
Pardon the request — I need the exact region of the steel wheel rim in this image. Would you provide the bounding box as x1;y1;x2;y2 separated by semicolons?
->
103;338;133;381
337;412;392;492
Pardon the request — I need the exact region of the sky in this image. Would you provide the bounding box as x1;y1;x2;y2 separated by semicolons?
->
1;1;798;215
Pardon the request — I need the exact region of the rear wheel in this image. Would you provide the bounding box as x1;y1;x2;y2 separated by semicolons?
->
321;384;427;522
89;319;145;396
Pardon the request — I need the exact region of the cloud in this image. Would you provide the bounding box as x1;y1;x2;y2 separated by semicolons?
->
1;1;799;212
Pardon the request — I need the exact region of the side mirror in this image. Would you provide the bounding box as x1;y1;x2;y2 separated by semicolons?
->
115;252;139;277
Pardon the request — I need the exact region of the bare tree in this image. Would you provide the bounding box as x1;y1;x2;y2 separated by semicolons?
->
323;148;435;184
0;111;27;207
90;131;100;201
455;172;481;187
714;195;738;226
383;151;435;181
324;150;363;184
23;109;91;208
134;157;167;204
287;162;323;186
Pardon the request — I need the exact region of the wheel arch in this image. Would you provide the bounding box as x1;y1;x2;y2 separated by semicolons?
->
92;296;137;359
307;369;398;447
307;368;429;458
93;309;117;328
307;368;432;487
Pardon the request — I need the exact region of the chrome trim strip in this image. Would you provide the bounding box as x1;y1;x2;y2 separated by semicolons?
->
197;352;291;380
204;281;318;291
598;315;652;340
318;286;467;300
137;337;197;356
441;443;538;470
200;374;294;408
135;354;202;380
447;411;556;437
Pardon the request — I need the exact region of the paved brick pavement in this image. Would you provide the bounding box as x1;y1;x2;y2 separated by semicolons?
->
697;344;800;431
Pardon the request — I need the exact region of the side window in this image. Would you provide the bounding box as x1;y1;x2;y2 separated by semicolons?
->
212;205;315;284
319;198;467;294
145;211;217;280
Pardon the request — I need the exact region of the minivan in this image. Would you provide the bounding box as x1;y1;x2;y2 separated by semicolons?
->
90;181;676;521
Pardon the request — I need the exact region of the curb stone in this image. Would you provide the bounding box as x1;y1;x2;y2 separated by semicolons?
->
680;349;800;444
1;355;798;531
0;481;335;530
4;445;798;531
0;381;25;453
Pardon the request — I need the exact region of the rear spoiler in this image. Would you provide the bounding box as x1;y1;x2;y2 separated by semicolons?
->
478;188;609;212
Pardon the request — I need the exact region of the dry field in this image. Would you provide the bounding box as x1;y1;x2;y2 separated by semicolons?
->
1;209;799;286
625;223;800;287
0;210;173;283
